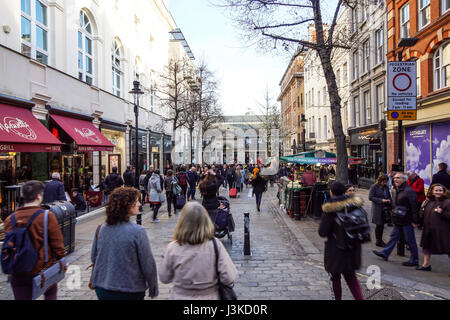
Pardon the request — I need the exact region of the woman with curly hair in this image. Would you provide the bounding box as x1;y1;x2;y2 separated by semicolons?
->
159;202;237;299
417;184;450;272
89;187;159;300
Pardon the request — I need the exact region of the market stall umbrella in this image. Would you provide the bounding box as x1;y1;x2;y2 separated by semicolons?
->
0;103;62;152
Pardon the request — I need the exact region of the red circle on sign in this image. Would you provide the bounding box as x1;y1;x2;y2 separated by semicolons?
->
393;73;411;92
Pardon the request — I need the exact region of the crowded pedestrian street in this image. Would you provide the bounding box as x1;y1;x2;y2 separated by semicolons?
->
1;184;448;301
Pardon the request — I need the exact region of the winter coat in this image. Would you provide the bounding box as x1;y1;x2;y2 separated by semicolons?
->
408;176;426;203
123;170;135;187
3;206;66;275
369;183;392;226
187;171;198;187
391;182;419;226
148;174;163;203
139;174;147;192
240;170;246;185
301;171;317;186
431;170;450;189
200;175;225;210
159;239;238;300
104;173;124;195
319;195;364;274
234;170;242;188
43;179;66;203
73;192;87;211
251;176;267;194
420;197;450;254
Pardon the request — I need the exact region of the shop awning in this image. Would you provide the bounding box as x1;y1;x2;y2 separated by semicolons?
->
0;103;62;152
50;114;114;152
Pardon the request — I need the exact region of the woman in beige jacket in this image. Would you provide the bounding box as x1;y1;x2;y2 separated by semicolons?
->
159;202;238;300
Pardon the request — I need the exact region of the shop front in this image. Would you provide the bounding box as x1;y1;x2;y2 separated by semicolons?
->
0;96;62;219
164;135;172;167
130;128;148;173
100;121;127;180
150;132;162;170
47;111;114;194
349;125;383;188
405;119;450;189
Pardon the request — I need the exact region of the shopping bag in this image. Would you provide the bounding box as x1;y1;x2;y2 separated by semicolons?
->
248;188;253;198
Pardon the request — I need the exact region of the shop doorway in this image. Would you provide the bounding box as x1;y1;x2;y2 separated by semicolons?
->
62;155;85;191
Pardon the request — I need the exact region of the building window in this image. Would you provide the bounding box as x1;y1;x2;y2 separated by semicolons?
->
336;69;341;88
351;6;358;33
361;0;368;23
112;39;122;97
312;88;315;106
21;0;49;64
375;28;384;65
352;50;359;80
343;63;348;84
375;83;384;122
78;10;94;85
363;90;370;124
400;3;410;38
362;40;369;74
317;90;321;106
323;116;327;139
318;117;321;139
434;42;450;91
442;0;450;13
353;96;359;127
418;0;430;30
323;86;326;105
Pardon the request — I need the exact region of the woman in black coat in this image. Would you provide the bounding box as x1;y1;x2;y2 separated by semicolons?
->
199;169;224;221
319;181;364;300
250;172;267;212
417;184;450;271
369;174;392;247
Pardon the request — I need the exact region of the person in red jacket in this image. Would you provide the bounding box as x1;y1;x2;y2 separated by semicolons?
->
407;171;426;226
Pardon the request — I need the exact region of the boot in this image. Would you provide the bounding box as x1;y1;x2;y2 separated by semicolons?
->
375;225;386;247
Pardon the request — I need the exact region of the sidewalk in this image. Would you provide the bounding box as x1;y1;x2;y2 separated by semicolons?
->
271;186;450;300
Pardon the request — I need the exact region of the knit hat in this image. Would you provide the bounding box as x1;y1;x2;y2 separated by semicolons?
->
330;181;346;196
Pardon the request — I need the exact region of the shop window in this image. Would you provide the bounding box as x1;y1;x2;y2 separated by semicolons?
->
21;0;49;64
78;10;94;85
434;42;450;91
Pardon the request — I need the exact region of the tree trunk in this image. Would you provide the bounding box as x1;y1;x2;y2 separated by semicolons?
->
318;49;348;183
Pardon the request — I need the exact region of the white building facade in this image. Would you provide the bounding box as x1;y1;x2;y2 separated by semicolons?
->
0;0;195;194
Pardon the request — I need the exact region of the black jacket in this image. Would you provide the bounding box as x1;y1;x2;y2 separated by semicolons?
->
431;170;450;189
200;175;225;210
391;182;419;226
104;173;124;194
319;195;364;274
123;170;135;187
73;193;86;211
43;179;66;203
251;176;267;194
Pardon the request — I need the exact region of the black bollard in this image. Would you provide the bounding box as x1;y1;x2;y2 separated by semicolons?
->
244;212;251;255
137;205;143;225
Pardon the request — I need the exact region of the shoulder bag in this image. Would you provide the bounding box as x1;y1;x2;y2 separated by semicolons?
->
212;238;237;300
32;210;67;300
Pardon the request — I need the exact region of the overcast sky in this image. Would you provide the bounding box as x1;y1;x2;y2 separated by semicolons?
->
168;0;290;116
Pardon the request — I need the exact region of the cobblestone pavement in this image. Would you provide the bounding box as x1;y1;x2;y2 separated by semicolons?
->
1;185;448;300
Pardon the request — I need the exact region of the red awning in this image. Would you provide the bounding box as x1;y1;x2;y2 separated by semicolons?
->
0;103;62;152
50;114;114;152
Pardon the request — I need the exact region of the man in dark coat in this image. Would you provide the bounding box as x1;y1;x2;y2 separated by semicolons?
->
319;181;364;300
104;167;124;201
43;172;66;203
431;162;450;189
123;166;135;187
373;172;420;267
186;166;198;201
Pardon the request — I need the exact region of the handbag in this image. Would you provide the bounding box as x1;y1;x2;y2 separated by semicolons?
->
212;238;237;300
159;192;166;204
32;210;67;300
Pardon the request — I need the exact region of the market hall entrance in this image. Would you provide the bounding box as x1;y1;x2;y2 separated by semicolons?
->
62;155;85;191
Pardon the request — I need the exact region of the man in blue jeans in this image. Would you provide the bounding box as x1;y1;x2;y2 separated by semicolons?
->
373;172;420;266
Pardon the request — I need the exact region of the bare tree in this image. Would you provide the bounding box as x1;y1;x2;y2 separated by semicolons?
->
155;58;191;167
216;0;352;182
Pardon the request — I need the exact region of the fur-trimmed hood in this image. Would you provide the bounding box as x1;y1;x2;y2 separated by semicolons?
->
322;196;364;213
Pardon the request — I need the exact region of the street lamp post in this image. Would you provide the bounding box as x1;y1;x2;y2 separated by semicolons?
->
300;114;307;152
129;80;144;225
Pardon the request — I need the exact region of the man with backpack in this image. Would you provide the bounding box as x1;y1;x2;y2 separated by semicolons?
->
104;167;124;203
1;180;66;300
176;166;188;198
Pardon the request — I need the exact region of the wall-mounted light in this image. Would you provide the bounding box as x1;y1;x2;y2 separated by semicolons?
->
3;25;11;34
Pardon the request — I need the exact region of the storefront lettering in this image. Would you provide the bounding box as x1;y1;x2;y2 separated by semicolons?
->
0;117;37;141
358;135;371;140
410;129;426;136
0;144;14;151
74;128;102;144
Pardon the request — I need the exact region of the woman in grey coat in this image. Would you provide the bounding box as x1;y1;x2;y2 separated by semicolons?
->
148;170;164;223
369;174;392;247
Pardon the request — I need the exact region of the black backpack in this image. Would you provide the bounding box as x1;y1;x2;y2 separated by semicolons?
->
334;205;371;250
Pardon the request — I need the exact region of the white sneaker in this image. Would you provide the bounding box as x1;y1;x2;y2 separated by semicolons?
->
152;219;160;223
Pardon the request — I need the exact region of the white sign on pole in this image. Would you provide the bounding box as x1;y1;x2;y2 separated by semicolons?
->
388;61;417;110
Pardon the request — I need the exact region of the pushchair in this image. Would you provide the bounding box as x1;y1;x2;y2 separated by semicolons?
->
212;196;235;244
